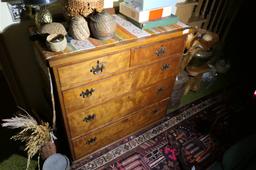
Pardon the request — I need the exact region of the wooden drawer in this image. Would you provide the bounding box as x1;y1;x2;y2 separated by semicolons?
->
58;50;130;90
63;56;179;113
63;71;133;113
132;54;181;89
72;99;168;159
67;78;174;138
131;37;185;66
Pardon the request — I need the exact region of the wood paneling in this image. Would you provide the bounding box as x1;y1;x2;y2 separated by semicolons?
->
67;78;174;138
72;99;169;159
132;55;181;89
131;37;185;66
58;50;130;90
62;55;180;113
63;71;133;113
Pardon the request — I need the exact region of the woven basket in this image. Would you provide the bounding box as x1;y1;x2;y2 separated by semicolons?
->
65;0;104;17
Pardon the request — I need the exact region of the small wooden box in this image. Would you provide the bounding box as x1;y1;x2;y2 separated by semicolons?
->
175;1;198;23
119;2;172;23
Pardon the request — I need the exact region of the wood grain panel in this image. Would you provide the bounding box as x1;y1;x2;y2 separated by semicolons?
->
46;32;188;67
132;55;181;89
63;72;133;113
63;56;180;113
72;99;169;159
67;78;174;138
58;50;130;90
131;37;185;66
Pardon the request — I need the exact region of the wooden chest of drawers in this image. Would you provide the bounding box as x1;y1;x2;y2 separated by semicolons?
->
34;19;189;162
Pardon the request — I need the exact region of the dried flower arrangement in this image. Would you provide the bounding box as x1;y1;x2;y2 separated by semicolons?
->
1;68;57;170
1;107;55;170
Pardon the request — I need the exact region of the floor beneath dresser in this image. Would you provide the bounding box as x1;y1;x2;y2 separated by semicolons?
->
72;89;247;170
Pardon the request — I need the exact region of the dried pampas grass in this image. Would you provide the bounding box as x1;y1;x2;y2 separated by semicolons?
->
1;107;53;170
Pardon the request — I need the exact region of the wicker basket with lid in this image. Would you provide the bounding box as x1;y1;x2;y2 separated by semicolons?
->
65;0;104;17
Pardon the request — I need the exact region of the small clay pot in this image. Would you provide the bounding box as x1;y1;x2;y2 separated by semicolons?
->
89;11;116;40
46;34;67;52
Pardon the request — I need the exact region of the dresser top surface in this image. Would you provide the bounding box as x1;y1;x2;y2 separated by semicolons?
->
34;15;190;66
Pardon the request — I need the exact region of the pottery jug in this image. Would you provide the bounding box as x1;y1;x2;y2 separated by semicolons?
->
89;11;116;40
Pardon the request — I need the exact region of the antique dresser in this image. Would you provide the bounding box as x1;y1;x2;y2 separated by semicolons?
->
33;15;190;162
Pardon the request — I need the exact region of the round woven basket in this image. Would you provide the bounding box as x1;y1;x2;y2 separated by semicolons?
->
65;0;104;17
46;34;67;52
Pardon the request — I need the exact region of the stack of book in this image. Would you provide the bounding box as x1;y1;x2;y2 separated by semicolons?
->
119;0;178;29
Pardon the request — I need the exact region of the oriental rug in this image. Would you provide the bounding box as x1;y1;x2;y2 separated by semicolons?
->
72;93;229;170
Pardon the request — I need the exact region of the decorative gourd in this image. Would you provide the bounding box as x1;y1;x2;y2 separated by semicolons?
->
35;8;52;26
89;10;116;40
69;16;90;40
40;22;67;35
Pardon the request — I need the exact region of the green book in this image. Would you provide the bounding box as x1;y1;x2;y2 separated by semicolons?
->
124;15;179;29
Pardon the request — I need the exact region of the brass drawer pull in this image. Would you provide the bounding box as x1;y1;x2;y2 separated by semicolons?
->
83;114;96;123
161;64;170;71
90;60;104;75
85;137;97;145
155;46;166;57
157;87;164;94
80;88;95;98
152;109;159;114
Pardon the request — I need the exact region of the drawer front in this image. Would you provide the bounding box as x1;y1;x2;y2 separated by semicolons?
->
72;99;168;159
131;37;185;66
67;78;174;138
63;56;179;113
132;54;181;89
63;72;133;113
58;50;130;90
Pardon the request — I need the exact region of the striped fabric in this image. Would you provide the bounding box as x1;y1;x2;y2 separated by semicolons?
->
41;15;189;59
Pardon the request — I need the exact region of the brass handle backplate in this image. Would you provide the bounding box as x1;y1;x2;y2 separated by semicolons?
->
86;137;97;145
83;114;96;123
155;46;166;57
161;64;170;71
157;87;164;94
90;60;104;75
80;88;95;98
152;109;159;114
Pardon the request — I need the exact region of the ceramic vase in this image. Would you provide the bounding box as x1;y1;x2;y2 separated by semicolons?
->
89;11;116;40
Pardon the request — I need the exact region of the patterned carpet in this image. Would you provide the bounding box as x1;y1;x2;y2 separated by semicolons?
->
72;93;230;170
